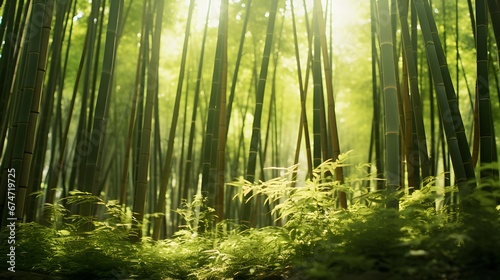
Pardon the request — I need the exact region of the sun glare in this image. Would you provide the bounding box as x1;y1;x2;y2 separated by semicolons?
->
192;0;221;30
189;0;363;31
305;0;364;28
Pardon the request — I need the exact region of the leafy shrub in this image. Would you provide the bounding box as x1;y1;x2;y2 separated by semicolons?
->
0;222;58;273
5;159;500;279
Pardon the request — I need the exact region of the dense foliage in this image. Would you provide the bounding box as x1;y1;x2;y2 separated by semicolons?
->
1;161;499;279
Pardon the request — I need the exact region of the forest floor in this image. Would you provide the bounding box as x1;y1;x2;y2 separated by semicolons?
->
1;166;499;279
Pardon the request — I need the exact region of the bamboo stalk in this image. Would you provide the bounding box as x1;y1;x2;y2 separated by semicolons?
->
476;0;498;177
183;0;212;207
153;0;195;238
397;0;430;184
243;0;280;226
423;0;476;182
132;0;162;241
414;0;472;195
291;0;313;179
377;0;401;208
314;0;347;208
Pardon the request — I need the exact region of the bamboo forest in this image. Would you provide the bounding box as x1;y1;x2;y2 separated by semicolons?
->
1;0;500;279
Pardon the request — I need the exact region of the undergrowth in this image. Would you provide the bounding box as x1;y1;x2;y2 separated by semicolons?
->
1;160;499;279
